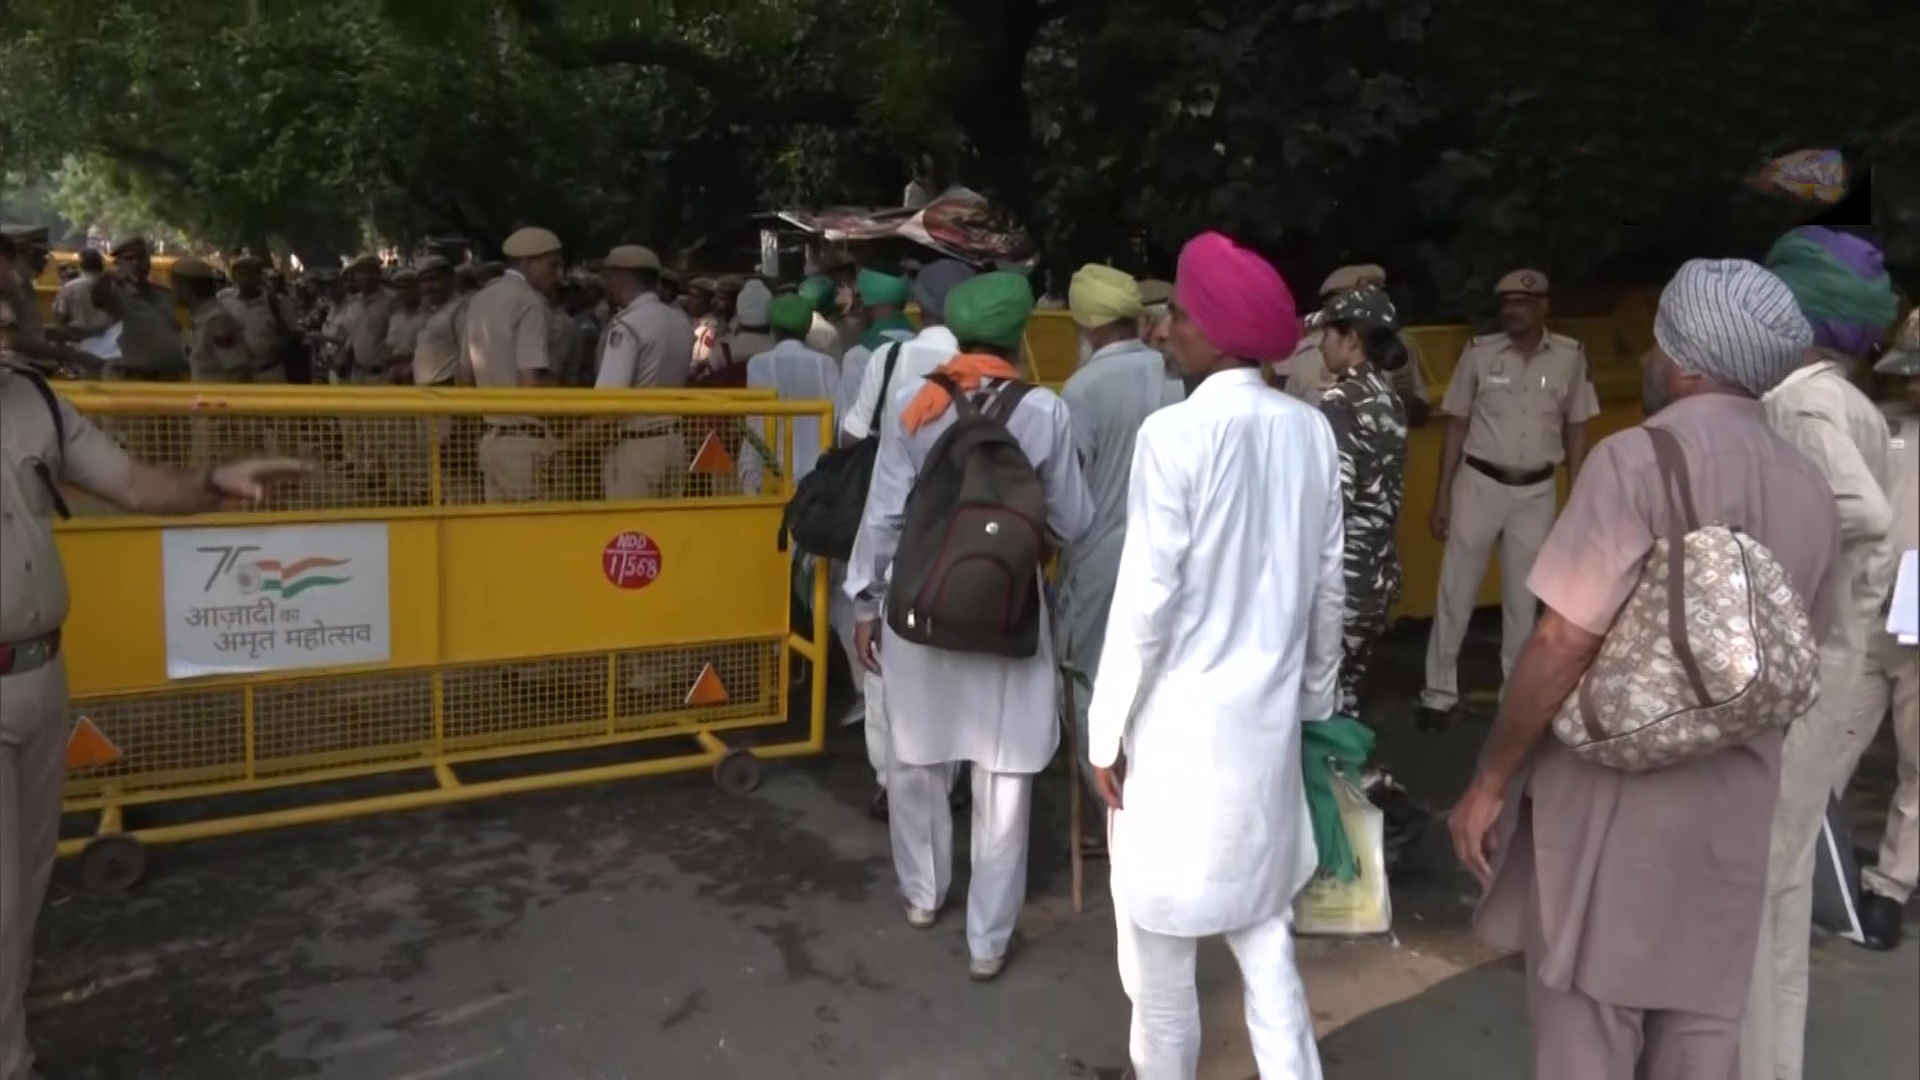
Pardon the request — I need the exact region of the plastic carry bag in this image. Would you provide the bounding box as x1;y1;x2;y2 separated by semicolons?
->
1293;771;1392;937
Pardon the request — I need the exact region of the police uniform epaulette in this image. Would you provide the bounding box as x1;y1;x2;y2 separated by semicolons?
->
1468;332;1504;347
1547;331;1583;351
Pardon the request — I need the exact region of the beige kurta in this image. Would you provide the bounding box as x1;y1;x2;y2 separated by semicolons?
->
1478;393;1841;1020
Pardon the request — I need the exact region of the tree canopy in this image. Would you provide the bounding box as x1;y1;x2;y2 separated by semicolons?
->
2;0;1912;316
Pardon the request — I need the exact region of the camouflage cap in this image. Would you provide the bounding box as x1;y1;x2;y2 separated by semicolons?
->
1874;308;1920;377
1316;287;1399;332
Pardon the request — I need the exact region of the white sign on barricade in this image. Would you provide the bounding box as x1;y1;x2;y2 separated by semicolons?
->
161;523;391;679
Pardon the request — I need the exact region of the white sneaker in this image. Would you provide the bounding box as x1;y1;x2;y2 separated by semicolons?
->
903;901;938;930
968;954;1008;982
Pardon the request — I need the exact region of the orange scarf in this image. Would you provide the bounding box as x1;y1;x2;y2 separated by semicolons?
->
900;353;1022;434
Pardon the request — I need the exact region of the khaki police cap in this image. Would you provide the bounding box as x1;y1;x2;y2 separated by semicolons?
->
231;254;266;271
110;235;150;258
716;274;745;294
502;227;563;259
346;253;381;272
688;276;718;294
2;224;50;247
1495;269;1551;297
1137;279;1174;306
390;267;419;284
603;245;662;272
1319;264;1387;297
416;255;453;274
170;256;219;281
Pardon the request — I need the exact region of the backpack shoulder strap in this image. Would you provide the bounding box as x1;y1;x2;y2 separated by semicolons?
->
868;340;905;431
7;363;66;457
985;379;1033;424
925;371;980;418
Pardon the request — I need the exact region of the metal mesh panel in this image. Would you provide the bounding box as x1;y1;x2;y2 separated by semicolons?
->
75;407;800;514
62;639;786;800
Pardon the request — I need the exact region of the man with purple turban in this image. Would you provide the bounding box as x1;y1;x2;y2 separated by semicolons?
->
1087;232;1340;1080
1745;227;1901;1080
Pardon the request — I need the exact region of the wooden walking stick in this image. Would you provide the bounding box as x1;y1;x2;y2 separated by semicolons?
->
1062;671;1085;916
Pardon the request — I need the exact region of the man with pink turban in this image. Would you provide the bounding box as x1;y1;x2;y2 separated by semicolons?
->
1087;232;1340;1080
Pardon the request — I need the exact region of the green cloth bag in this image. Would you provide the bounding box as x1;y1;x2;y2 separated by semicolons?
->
1301;716;1375;882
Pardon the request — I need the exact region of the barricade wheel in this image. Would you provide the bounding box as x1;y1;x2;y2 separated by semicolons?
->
714;749;762;796
80;835;147;895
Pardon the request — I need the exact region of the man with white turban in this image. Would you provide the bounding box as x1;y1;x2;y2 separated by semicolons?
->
1089;233;1337;1080
1449;258;1842;1080
1058;265;1183;855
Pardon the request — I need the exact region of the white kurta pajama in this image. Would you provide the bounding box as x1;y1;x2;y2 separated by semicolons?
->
846;375;1093;961
843;326;961;789
1748;356;1894;1080
1089;368;1343;1080
1057;339;1185;790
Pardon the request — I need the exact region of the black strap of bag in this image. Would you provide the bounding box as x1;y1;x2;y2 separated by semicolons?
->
868;339;904;434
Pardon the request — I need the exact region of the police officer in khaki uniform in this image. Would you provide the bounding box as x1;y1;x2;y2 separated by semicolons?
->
1282;264;1431;421
0;226;94;376
466;227;564;502
172;258;258;384
591;245;695;498
384;268;427;384
219;255;292;377
93;236;190;382
0;337;306;1079
1418;269;1598;727
411;257;468;387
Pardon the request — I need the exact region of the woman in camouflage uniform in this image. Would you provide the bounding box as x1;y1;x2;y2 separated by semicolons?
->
1315;288;1411;717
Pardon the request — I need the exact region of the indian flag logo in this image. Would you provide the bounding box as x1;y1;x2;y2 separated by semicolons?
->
235;556;352;599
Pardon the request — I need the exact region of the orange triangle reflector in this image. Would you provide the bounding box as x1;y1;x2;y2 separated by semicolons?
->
685;664;730;707
67;717;122;769
689;430;734;474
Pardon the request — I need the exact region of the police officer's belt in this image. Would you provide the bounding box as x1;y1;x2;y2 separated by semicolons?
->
1465;456;1555;487
0;629;61;677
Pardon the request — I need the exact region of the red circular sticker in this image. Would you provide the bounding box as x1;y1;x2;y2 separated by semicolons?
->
602;531;663;590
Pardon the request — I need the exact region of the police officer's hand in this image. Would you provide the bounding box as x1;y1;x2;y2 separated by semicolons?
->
210;458;314;506
853;618;883;675
1430;496;1451;540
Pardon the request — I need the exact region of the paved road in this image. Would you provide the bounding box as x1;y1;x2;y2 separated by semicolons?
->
28;622;1919;1079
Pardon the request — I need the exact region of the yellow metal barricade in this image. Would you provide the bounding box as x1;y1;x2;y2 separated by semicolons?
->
52;384;830;887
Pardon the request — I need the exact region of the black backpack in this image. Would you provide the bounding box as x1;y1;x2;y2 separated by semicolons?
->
779;341;903;559
885;376;1049;659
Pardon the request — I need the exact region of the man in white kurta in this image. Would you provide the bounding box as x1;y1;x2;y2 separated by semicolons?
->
1089;232;1339;1080
1057;265;1183;851
846;271;1092;979
841;259;977;815
740;294;839;494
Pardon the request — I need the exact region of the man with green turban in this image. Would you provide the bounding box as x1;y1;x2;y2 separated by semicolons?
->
798;274;847;360
844;266;1093;982
835;268;918;455
740;293;838;498
1749;227;1901;1080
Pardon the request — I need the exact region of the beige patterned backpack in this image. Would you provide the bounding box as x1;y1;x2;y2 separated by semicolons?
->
1551;426;1821;772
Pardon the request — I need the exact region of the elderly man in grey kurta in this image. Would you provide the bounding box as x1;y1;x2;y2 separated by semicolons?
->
846;271;1092;981
1056;264;1182;854
1448;259;1841;1080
